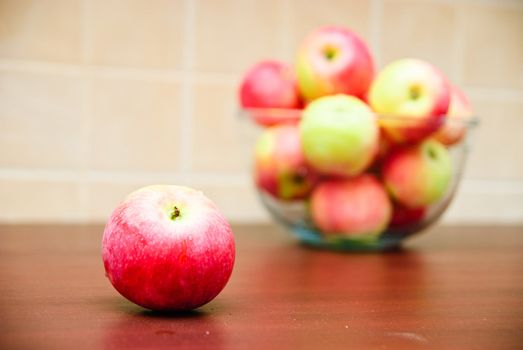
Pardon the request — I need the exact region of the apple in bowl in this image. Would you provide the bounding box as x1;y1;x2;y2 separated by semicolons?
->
389;204;427;229
300;94;379;177
433;85;473;146
296;26;375;102
368;58;450;143
254;123;318;200
239;60;302;126
310;175;392;238
382;139;452;208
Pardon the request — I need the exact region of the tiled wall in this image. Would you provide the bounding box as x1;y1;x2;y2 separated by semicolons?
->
1;0;522;223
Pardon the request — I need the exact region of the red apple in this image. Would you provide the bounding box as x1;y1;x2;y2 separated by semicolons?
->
389;204;426;228
368;58;450;143
254;123;317;200
295;26;375;102
102;185;235;311
310;175;392;237
433;85;473;146
382;139;452;208
239;60;301;107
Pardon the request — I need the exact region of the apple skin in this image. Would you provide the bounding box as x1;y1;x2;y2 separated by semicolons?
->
368;58;451;143
255;123;318;200
389;204;426;229
295;26;375;102
102;185;235;311
433;86;472;146
239;60;302;109
368;128;397;172
382;139;452;208
310;175;392;237
300;94;379;177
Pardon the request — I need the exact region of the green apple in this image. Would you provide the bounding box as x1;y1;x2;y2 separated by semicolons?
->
299;94;379;177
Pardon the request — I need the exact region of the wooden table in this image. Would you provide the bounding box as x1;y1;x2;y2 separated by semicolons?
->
1;224;522;349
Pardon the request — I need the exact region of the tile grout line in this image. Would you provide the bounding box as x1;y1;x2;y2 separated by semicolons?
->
442;215;523;225
464;87;523;102
0;59;238;85
1;168;523;194
0;168;251;186
77;77;92;223
428;0;523;10
0;60;84;76
450;3;464;85
178;0;196;173
280;0;293;61
77;0;94;223
369;0;383;68
2;57;521;100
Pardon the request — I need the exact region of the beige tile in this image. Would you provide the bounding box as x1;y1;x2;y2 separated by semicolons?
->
0;71;85;169
191;81;260;173
89;0;184;68
0;0;82;62
0;180;84;222
194;0;285;74
288;0;371;60
90;77;182;171
444;187;523;224
198;183;269;222
461;4;523;89
87;182;149;222
463;98;523;180
380;0;456;79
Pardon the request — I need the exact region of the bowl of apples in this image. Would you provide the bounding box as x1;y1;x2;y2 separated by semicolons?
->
239;26;478;251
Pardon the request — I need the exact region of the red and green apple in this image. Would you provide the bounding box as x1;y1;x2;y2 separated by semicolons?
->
254;123;318;200
382;139;452;208
296;26;374;102
239;60;301;109
433;85;473;146
368;58;450;143
310;175;392;237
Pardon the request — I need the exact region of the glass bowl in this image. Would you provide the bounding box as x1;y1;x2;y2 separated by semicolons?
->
242;107;478;252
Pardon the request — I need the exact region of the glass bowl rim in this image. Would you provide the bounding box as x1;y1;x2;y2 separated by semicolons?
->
239;107;480;128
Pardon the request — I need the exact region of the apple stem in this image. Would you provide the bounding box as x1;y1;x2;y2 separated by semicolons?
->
428;147;437;160
323;46;337;61
409;85;421;100
171;206;181;220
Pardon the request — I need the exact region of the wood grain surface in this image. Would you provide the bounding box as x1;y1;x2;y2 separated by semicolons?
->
1;224;522;349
